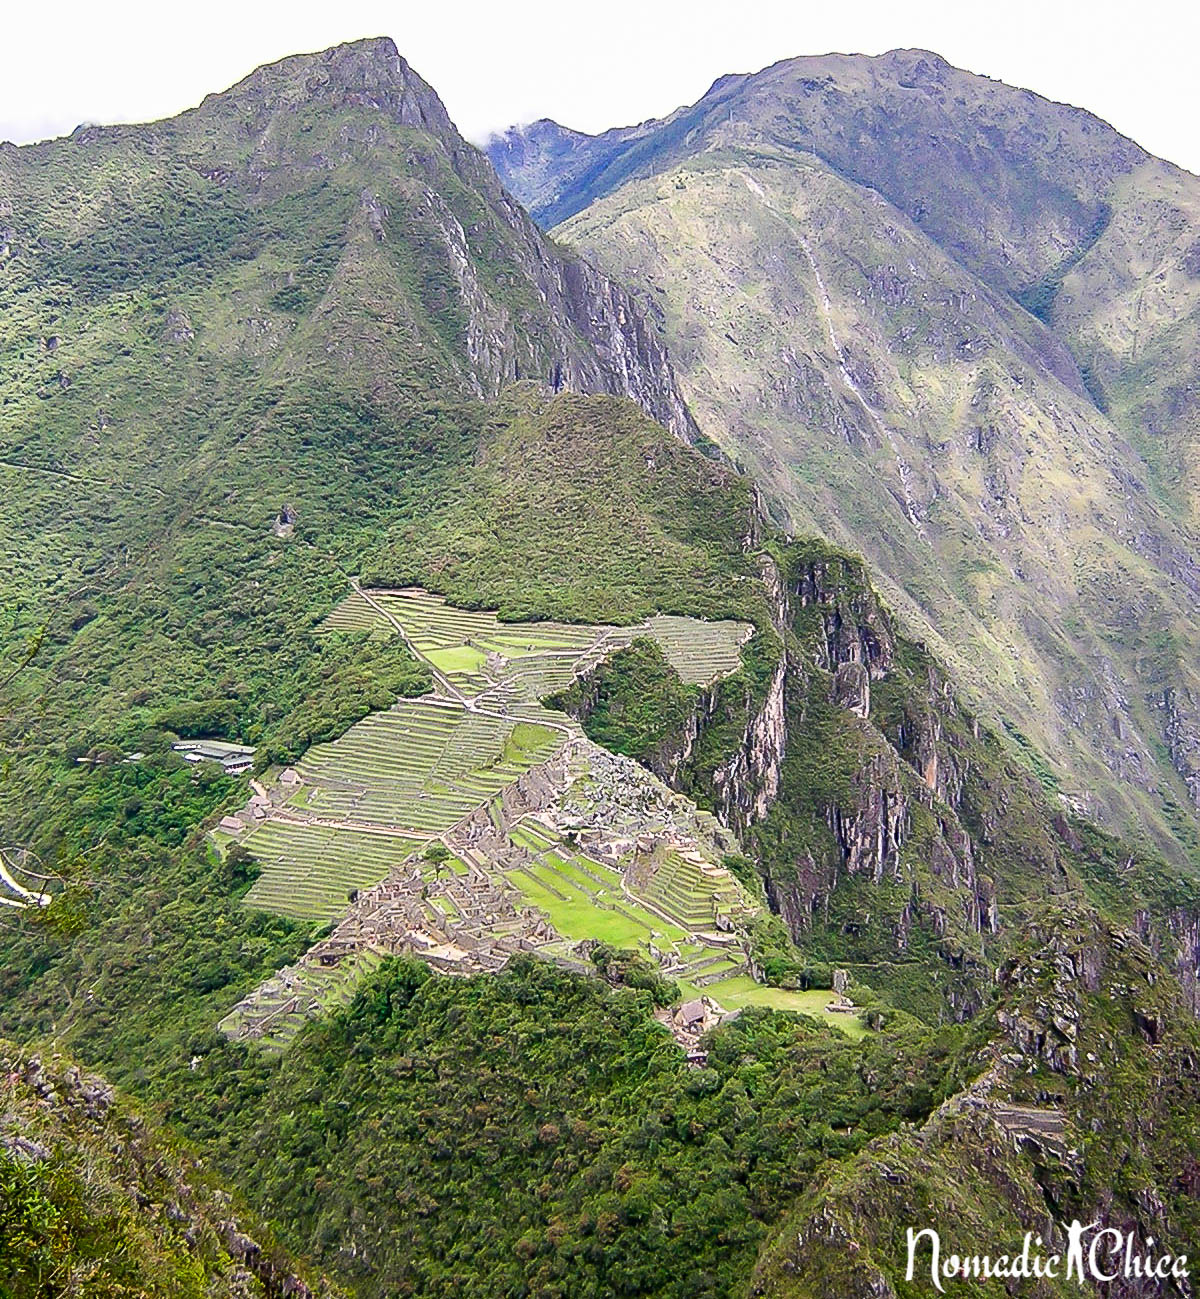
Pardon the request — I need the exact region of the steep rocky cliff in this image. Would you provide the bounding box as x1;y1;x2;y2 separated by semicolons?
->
0;1046;337;1296
560;533;1200;1020
752;911;1200;1297
492;47;1200;872
182;37;699;437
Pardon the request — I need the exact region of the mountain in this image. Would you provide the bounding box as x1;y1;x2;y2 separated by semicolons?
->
2;35;1200;1299
0;1045;337;1296
489;49;1200;867
0;35;708;766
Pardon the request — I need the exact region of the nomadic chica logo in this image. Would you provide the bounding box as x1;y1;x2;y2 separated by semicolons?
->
905;1220;1189;1290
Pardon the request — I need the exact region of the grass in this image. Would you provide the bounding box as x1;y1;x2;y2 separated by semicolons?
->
240;822;422;921
697;975;867;1039
292;698;562;830
507;869;662;950
425;644;489;674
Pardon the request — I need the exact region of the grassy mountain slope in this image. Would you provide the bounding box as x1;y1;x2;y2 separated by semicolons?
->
490;53;1200;865
0;34;764;1111
1;1046;337;1297
3;35;1200;1299
490;48;1200;521
0;37;714;772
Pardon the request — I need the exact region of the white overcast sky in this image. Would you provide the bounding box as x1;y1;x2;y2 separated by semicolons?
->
3;0;1198;173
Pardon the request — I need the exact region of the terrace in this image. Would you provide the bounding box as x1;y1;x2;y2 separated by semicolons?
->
217;586;836;1047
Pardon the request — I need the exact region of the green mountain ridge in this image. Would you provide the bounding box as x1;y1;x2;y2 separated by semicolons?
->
2;34;1199;1299
489;48;1200;869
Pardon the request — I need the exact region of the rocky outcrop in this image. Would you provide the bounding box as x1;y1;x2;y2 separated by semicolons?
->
790;551;895;680
197;35;457;139
711;649;786;833
3;1051;334;1297
191;36;699;443
708;559;789;833
753;915;1200;1298
1158;685;1200;808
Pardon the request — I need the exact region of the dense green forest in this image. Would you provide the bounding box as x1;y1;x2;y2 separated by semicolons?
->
166;957;971;1299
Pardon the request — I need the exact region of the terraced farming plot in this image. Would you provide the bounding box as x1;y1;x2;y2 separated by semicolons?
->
640;614;753;686
318;588;754;695
292;699;563;832
242;822;423;921
316;588;393;636
219;946;390;1050
628;847;747;931
500;814;753;984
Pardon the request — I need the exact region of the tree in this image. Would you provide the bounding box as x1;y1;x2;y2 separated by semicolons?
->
423;842;451;880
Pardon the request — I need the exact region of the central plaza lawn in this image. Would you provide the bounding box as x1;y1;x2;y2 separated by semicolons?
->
506;865;683;951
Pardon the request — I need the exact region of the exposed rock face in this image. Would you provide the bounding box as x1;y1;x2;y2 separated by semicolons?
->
3;1052;330;1297
496;46;1200;869
709;650;787;833
162;308;195;343
1159;686;1200;808
752;914;1200;1298
711;557;790;832
183;36;699;441
198;35;458;138
792;551;895;680
831;661;870;718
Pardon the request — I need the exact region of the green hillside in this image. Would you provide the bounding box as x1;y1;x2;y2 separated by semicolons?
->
3;34;1200;1299
493;51;1200;870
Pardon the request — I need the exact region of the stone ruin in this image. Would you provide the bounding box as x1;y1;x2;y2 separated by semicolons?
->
218;724;759;1047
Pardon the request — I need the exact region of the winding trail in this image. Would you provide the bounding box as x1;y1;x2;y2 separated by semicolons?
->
351;578;467;704
0;852;48;908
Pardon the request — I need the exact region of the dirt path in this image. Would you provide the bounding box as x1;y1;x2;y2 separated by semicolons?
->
351;579;468;704
0;853;48;907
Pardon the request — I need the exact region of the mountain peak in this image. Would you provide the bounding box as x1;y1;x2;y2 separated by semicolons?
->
199;35;454;137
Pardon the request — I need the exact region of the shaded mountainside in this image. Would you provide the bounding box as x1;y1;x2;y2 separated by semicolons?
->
753;909;1200;1297
556;537;1200;1023
489;49;1200;869
0;1046;338;1297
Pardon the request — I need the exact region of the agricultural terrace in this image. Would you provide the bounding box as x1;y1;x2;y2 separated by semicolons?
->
318;588;752;694
290;700;562;834
503;816;747;987
222;586;854;1042
241;823;424;922
218;947;389;1050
